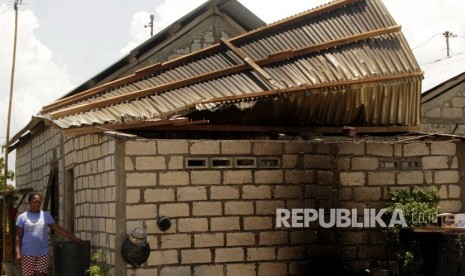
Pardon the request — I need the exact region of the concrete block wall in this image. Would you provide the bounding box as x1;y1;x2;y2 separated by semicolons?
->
15;133;465;275
421;81;465;134
63;134;117;265
123;139;337;275
121;138;464;275
337;140;463;272
16;131;118;270
15;127;63;213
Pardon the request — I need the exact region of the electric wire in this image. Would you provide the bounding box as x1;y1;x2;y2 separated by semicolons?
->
411;33;442;50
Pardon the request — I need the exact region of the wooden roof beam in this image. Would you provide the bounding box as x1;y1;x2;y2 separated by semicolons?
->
49;64;249;119
62;117;189;136
42;63;162;113
130;124;420;135
220;38;282;89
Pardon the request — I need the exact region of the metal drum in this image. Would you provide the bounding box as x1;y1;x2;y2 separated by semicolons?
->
53;240;91;276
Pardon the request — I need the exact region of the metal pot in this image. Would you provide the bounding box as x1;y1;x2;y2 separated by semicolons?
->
129;226;147;246
121;237;150;267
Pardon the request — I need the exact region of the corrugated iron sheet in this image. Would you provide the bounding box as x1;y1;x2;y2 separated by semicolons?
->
42;0;422;131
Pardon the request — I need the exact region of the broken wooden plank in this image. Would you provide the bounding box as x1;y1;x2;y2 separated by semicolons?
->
62;118;189;136
221;38;282;89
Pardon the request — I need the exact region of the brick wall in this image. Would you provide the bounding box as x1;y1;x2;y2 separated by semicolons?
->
16;133;118;270
121;138;464;275
15;134;465;275
15;127;62;214
123;139;337;275
338;140;462;271
63;134;117;266
421;81;465;134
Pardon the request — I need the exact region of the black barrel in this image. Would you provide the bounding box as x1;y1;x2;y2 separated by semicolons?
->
53;240;91;276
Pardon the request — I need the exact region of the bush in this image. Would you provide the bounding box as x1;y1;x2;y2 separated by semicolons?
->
86;251;111;276
384;188;439;276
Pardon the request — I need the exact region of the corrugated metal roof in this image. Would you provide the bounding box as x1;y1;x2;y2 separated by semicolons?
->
41;0;422;133
421;52;465;93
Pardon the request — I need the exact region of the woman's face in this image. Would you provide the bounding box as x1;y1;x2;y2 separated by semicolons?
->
29;195;42;212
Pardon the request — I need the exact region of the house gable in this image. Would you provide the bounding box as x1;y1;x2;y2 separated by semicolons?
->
421;72;465;134
66;0;265;96
93;6;262;88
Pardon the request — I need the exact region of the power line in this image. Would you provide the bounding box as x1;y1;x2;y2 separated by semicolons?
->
412;33;442;50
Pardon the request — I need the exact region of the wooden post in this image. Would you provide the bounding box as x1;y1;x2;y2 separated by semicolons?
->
3;0;19;266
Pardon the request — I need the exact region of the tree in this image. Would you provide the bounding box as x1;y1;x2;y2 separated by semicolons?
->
0;157;14;190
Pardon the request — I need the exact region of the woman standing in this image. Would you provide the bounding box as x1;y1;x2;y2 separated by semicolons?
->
15;192;82;276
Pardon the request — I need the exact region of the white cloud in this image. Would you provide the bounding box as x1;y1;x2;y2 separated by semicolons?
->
120;0;207;56
153;0;207;28
0;4;73;143
119;11;153;55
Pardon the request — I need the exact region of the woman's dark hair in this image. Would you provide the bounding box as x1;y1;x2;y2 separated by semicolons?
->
28;192;43;202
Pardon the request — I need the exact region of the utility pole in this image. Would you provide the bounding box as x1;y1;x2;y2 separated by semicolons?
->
3;0;20;267
145;14;155;37
443;31;457;57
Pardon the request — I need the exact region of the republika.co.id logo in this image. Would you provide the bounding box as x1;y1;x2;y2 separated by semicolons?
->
276;208;421;228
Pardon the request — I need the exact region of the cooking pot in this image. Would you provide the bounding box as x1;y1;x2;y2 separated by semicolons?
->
121;237;150;267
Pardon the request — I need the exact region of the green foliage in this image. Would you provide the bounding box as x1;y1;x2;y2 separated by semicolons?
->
384;188;439;276
86;251;111;276
0;157;14;189
386;189;439;227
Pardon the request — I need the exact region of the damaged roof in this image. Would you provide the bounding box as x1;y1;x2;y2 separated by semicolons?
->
40;0;422;136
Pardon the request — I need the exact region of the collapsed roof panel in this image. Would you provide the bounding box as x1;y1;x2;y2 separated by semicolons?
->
40;0;422;134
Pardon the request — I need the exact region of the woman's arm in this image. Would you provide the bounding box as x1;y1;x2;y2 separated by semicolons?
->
15;226;24;266
50;223;82;242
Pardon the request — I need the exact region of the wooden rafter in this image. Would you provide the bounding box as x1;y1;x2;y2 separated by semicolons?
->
131;124;420;134
62;117;190;136
220;38;282;89
49;26;403;120
42;64;161;113
49;64;247;119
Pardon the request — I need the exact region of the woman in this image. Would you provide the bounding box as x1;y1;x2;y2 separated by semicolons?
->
15;192;82;276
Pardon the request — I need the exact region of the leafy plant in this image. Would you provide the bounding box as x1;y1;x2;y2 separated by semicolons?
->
384;188;439;276
0;157;14;188
86;251;111;276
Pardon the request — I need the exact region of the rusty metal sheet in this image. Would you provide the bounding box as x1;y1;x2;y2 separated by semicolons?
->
44;0;422;130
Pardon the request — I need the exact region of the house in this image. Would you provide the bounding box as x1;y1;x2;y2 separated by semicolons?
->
421;52;465;134
10;0;465;275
